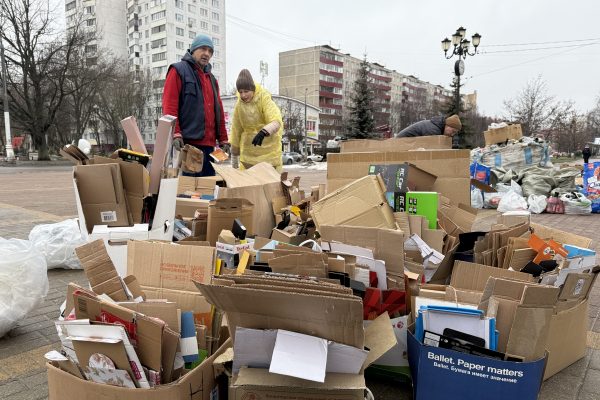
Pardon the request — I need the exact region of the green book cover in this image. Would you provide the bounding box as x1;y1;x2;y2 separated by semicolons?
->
405;192;438;229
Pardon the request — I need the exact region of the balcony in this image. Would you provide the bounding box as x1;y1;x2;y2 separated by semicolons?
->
319;56;343;67
319;91;343;99
319;69;343;79
319;102;342;110
319;80;343;89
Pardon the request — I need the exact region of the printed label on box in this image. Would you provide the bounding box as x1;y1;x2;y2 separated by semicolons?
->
100;211;117;223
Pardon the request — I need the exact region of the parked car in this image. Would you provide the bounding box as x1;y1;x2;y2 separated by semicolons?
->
307;154;323;162
282;152;302;165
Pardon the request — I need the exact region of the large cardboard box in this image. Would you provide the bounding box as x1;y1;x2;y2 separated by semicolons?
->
91;156;150;224
484;124;523;146
340;135;452;153
214;163;284;238
47;338;230;400
74;163;131;232
312;175;396;230
75;178;178;275
176;176;220;218
327;150;471;205
207;198;254;245
408;330;546;400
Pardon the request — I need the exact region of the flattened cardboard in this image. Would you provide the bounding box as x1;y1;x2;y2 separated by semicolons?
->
319;225;405;275
450;261;536;292
120;116;148;155
74;164;131;232
127;241;216;293
75;240;129;301
530;223;593;249
119;301;179;332
340;135;452;153
195;281;364;348
312;175;396;230
175;198;210;219
268;253;328;278
149;115;176;195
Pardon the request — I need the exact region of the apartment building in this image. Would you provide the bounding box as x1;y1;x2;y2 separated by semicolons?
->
279;45;393;142
66;0;227;145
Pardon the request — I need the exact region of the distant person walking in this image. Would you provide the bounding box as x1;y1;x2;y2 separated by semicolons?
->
230;69;283;171
394;114;462;138
583;145;592;164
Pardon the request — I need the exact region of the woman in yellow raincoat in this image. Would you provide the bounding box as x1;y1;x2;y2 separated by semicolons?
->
230;69;283;171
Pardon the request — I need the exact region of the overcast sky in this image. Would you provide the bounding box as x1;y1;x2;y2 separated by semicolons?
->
225;0;600;117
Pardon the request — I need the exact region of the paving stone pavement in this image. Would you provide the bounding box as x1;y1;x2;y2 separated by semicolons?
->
0;165;599;399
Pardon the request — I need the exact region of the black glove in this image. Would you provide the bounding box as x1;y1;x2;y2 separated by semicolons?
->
252;129;269;146
172;137;184;151
220;142;231;153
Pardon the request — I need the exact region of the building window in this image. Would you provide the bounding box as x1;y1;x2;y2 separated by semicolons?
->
65;1;75;11
188;17;196;27
145;29;149;38
153;67;166;76
200;21;208;30
211;0;219;7
211;11;219;20
175;13;183;22
151;38;167;48
189;30;196;39
86;18;96;26
214;49;219;57
213;62;220;70
212;24;219;33
188;4;196;12
176;40;184;50
85;6;95;14
85;44;97;54
151;24;166;34
151;10;166;21
152;52;167;62
175;0;184;9
176;27;184;36
199;8;208;17
212;37;219;45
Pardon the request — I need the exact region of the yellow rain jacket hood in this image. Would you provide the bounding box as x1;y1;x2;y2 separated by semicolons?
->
230;83;283;169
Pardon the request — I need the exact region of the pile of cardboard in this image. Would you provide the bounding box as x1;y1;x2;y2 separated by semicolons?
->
47;238;226;398
47;135;598;399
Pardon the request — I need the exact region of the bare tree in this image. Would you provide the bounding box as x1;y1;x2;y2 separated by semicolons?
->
0;0;91;160
95;67;151;149
503;75;565;137
587;94;600;141
280;98;304;152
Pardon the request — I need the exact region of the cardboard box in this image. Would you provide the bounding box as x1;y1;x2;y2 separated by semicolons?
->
408;329;546;400
484;124;523;146
177;176;222;195
175;198;210;219
75;177;178;275
74;164;131;232
47;338;230;400
91;156;150;224
75;240;130;301
228;313;396;399
319;225;405;276
340;135;452;153
120;116;148;155
207;198;254;246
127;240;216;293
149;115;176;195
328;150;471;205
312;175;396;230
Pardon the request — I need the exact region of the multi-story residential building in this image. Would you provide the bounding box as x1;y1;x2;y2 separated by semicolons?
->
279;45;392;142
66;0;227;146
65;0;129;63
127;0;226;143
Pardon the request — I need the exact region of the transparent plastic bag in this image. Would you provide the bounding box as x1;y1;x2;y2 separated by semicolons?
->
527;195;548;214
28;219;85;269
0;238;49;337
560;192;592;215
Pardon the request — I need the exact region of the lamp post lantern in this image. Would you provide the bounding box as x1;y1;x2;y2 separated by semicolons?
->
441;27;482;116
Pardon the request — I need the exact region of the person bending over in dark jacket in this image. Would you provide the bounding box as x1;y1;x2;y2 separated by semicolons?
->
394;114;462;138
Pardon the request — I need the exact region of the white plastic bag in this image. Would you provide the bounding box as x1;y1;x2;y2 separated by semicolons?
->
0;238;49;337
28;219;85;269
471;189;484;209
560;192;592;215
483;191;505;209
527;195;548;214
497;191;528;213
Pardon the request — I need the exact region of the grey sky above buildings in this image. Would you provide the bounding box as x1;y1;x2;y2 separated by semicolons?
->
225;0;600;117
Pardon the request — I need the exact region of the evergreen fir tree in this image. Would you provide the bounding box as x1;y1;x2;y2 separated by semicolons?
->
347;57;376;139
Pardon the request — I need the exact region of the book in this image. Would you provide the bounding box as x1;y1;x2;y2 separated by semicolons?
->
210;148;229;162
